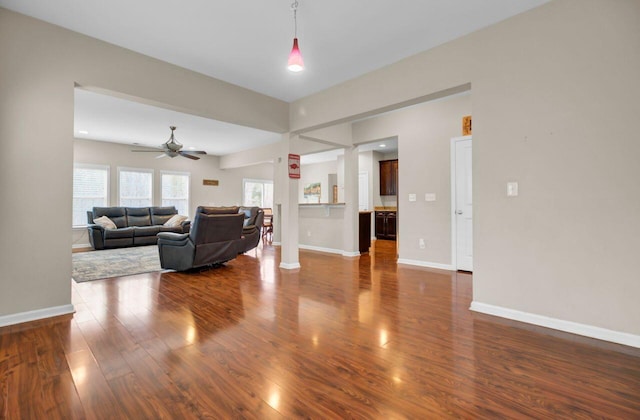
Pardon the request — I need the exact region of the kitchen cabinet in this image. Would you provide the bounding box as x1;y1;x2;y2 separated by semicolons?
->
379;159;398;196
359;211;372;253
375;211;396;240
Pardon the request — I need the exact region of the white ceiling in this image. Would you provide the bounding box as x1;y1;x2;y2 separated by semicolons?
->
301;138;398;165
1;0;548;102
74;89;281;156
3;0;548;156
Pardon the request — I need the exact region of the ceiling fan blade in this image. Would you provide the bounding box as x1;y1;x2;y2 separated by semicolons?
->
179;151;200;160
186;150;207;155
155;153;167;159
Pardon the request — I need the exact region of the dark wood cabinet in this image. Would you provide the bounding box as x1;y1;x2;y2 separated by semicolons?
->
379;159;398;196
375;211;396;240
359;211;372;253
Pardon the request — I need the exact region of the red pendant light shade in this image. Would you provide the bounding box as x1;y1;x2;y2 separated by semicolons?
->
287;37;304;72
287;0;304;72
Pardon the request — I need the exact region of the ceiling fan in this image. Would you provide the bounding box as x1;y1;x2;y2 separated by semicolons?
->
131;126;207;160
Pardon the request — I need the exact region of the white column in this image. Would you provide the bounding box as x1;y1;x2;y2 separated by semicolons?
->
278;133;301;269
342;145;359;257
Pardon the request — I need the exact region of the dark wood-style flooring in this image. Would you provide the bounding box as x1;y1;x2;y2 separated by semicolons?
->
1;240;639;418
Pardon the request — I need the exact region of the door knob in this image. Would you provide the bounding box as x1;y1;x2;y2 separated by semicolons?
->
456;210;463;215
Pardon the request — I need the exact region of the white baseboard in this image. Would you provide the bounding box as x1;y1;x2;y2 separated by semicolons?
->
470;301;640;349
72;243;91;249
298;244;360;257
341;251;360;257
279;262;301;270
272;241;281;246
299;244;343;255
397;258;454;271
0;304;75;328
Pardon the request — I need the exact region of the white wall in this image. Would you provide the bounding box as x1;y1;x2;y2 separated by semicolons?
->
298;206;345;252
291;0;640;339
298;161;337;203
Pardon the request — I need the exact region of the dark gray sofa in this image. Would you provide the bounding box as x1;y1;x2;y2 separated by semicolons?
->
86;206;190;250
157;207;245;271
156;206;265;271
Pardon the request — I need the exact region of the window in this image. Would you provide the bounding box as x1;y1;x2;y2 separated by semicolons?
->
118;168;153;207
243;179;273;208
73;164;109;226
161;171;190;216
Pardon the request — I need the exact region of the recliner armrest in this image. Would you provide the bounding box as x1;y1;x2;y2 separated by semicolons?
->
87;223;105;232
242;225;258;234
158;232;190;242
180;220;191;233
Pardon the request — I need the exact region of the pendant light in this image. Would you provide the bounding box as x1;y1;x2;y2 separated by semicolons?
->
287;0;304;72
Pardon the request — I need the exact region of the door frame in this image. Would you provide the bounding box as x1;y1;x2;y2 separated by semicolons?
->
450;135;472;271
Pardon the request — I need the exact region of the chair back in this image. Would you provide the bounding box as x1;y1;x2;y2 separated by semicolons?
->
262;208;273;226
190;211;244;245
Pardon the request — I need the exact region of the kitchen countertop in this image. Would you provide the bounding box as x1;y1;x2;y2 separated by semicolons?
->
374;206;397;211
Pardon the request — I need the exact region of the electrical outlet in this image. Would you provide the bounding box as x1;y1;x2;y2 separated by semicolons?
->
419;238;425;249
507;182;519;197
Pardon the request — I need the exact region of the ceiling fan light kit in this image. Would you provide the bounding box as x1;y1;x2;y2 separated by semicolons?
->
131;126;207;160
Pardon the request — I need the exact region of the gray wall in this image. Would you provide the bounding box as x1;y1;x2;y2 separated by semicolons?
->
2;0;639;340
0;8;287;318
291;0;640;336
353;93;472;266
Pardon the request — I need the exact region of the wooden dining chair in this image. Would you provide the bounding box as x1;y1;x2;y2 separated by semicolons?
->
261;208;273;243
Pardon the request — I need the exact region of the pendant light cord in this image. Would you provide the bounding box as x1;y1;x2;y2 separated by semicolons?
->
291;0;299;38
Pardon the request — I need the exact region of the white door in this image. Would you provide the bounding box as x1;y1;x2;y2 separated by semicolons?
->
454;138;473;271
358;172;369;211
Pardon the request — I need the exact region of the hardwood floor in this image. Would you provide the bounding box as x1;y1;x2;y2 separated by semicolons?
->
1;240;639;418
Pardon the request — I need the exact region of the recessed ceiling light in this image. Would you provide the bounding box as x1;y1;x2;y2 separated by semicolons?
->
78;130;89;135
379;144;387;148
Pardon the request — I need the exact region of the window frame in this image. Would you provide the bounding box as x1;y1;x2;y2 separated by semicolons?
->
242;178;274;209
117;166;154;208
160;170;191;217
72;163;110;228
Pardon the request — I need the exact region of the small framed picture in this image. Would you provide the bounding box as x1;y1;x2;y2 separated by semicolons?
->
462;115;472;136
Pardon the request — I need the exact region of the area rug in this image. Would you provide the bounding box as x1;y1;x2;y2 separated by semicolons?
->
72;245;170;282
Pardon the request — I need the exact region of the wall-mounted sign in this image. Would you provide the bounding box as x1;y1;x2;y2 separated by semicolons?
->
288;154;301;179
462;115;472;136
203;179;219;186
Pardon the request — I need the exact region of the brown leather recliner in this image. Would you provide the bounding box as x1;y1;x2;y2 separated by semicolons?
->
157;206;245;271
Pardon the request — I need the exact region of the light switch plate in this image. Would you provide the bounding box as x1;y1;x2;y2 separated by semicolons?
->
408;194;417;202
507;182;519;197
425;193;436;202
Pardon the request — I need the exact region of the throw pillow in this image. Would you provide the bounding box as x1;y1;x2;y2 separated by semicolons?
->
164;214;188;227
93;215;116;229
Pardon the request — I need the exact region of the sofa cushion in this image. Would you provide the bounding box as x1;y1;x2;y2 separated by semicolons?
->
93;215;116;230
150;206;178;225
164;214;188;227
199;206;239;215
133;226;161;237
159;225;184;233
93;207;127;228
126;207;152;227
104;227;134;239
